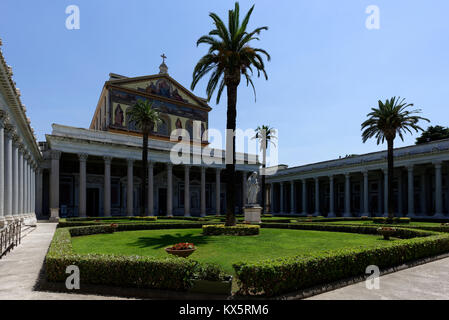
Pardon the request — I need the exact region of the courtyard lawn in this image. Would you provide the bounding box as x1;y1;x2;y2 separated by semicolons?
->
71;228;396;274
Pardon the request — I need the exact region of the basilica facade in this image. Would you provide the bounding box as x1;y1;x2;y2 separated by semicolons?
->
40;62;259;220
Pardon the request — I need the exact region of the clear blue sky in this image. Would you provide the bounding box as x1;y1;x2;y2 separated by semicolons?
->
1;0;448;167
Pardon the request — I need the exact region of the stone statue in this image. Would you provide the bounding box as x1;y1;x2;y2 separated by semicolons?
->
246;172;260;206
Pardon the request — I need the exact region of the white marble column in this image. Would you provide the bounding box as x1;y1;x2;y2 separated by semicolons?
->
215;168;221;215
434;161;443;217
103;157;112;217
344;173;351;217
363;171;369;215
148;161;154;216
383;169;388;216
0;119;4;227
27;161;31;215
270;183;274;213
23;155;27;216
4;125;13;223
302;180;307;214
127;159;134;216
280;182;284;213
12;136;19;219
18;147;23;216
50;150;61;221
314;178;320;216
167;163;173;217
184;165;190;217
78;153;88;217
398;171;403;216
201;166;206;217
242;171;247;207
36;168;43;217
420;173;427;216
328;175;335;217
26;158;31;215
31;165;35;214
290;181;295;214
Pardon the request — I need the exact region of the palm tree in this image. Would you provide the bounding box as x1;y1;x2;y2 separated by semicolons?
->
361;97;429;220
191;2;270;226
253;125;276;214
128;99;161;216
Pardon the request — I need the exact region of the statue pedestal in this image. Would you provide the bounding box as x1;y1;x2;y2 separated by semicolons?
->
244;205;262;224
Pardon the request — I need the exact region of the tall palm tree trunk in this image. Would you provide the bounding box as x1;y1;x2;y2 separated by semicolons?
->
225;83;238;226
387;138;394;219
261;147;266;214
141;132;149;216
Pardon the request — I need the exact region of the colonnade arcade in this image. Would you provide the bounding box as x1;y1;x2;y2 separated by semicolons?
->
268;161;449;218
0;111;39;227
46;150;253;218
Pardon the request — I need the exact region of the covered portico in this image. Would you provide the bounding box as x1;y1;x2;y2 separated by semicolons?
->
42;124;258;219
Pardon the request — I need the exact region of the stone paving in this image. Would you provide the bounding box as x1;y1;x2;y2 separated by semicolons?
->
308;257;449;300
0;222;128;300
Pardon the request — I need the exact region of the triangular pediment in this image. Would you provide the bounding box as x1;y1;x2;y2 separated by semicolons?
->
107;74;210;110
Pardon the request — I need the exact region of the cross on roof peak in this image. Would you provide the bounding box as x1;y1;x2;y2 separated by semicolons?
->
159;53;168;74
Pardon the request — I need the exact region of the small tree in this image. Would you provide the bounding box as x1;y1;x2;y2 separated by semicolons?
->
128;100;161;216
416;125;449;144
361;97;429;219
253;125;276;214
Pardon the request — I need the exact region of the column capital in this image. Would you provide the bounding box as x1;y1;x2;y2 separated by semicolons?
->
166;162;173;169
361;169;368;176
4;123;16;137
12;134;22;146
328;174;334;180
290;180;295;185
148;160;155;167
280;181;284;186
127;158;135;166
78;153;88;162
344;172;351;178
406;163;414;171
314;177;319;182
50;150;62;160
18;143;26;153
0;109;8;127
433;160;443;168
215;167;221;173
103;156;113;164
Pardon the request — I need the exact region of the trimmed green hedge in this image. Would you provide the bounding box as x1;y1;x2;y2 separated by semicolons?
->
233;224;449;296
260;222;431;239
373;217;411;224
202;224;260;236
46;227;226;291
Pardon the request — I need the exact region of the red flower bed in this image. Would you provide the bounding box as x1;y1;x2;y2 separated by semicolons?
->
169;243;195;251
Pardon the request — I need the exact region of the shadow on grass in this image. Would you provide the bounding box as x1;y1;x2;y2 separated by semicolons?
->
128;233;213;249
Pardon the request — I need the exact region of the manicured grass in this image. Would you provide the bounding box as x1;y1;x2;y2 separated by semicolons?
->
71;228;397;274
